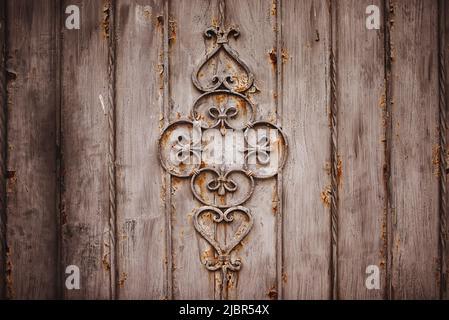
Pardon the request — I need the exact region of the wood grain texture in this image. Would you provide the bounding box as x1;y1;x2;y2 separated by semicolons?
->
226;0;278;300
336;0;386;299
0;0;6;300
439;0;449;300
169;0;219;299
390;0;440;299
115;0;166;299
1;0;447;300
282;0;331;299
6;0;58;299
60;0;112;299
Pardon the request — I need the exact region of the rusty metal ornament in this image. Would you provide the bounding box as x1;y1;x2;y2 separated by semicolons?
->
191;25;254;93
191;167;255;208
193;206;253;294
158;23;288;299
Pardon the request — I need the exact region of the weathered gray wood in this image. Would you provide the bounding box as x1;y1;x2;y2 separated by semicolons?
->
0;0;7;300
169;0;219;299
115;0;167;299
282;0;331;299
1;0;448;300
390;0;440;299
337;0;386;299
226;0;278;300
6;0;58;299
60;0;112;299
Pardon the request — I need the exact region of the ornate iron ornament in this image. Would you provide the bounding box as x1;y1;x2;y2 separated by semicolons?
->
158;23;288;299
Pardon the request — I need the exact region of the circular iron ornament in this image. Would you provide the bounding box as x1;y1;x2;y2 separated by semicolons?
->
190;168;255;208
243;121;289;179
158;119;201;177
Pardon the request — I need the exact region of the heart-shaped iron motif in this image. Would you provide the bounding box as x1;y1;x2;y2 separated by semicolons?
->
191;26;254;93
193;206;253;272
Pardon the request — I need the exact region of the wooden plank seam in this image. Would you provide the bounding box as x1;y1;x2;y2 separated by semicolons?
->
275;0;284;300
163;0;174;300
382;0;393;300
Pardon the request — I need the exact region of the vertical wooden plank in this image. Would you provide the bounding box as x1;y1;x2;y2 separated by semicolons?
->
390;0;439;299
115;0;166;299
55;0;62;301
6;0;58;299
275;0;284;300
225;0;278;300
282;0;331;299
169;0;219;299
61;0;112;299
439;0;449;300
337;0;386;299
0;0;7;300
162;0;173;300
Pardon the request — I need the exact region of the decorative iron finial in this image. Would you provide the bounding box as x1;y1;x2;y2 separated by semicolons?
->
204;25;240;44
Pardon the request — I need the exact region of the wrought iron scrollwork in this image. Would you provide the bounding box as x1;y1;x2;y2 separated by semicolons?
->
191;25;254;93
191;167;255;208
193;206;253;294
158;21;288;299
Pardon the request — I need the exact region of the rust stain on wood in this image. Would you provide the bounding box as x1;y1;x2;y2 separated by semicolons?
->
201;248;214;262
281;48;289;64
267;286;277;299
433;144;441;177
211;17;219;28
337;156;343;187
102;250;111;271
320;185;332;208
269;48;289;67
118;272;128;288
227;273;235;289
282;272;287;283
270;0;277;17
388;2;396;62
169;18;177;44
101;1;112;39
269;48;277;66
324;156;343;191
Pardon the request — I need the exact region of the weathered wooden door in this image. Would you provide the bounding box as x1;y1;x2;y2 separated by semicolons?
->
0;0;448;300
